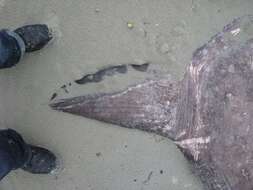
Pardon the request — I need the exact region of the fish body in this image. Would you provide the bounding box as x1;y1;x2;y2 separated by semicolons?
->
51;16;253;190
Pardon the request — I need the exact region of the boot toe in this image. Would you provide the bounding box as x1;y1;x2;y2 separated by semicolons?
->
22;145;57;174
14;24;52;52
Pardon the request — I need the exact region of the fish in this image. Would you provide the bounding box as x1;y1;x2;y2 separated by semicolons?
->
50;15;253;190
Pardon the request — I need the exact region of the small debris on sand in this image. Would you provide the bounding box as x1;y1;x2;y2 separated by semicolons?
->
143;171;153;184
50;92;58;100
127;21;134;29
96;152;102;157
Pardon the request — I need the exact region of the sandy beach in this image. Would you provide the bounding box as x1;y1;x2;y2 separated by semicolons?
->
0;0;253;189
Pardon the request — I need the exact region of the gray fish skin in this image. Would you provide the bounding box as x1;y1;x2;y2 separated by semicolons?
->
175;16;253;190
51;78;180;139
51;16;253;190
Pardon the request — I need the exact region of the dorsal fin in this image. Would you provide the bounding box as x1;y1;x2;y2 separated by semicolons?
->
50;77;180;140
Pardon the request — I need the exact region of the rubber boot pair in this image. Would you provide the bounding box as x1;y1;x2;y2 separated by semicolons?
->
0;24;56;175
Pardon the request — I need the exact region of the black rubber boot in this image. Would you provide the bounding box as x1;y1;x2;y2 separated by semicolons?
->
0;129;57;175
22;145;57;174
14;24;53;52
0;129;30;170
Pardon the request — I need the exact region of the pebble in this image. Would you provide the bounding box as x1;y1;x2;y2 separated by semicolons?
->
127;21;134;29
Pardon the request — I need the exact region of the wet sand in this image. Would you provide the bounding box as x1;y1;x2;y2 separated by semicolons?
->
0;0;253;189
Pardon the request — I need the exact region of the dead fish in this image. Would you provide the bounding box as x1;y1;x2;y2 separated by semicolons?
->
50;16;253;190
